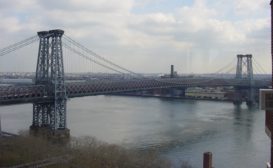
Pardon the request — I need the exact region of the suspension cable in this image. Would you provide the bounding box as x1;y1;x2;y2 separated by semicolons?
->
225;66;236;74
213;57;236;74
63;42;126;75
0;35;39;56
63;35;142;77
253;61;264;74
253;57;268;74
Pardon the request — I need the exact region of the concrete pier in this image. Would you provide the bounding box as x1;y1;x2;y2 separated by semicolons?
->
30;126;70;142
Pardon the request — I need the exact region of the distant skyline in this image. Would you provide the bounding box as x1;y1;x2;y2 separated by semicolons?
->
0;0;270;74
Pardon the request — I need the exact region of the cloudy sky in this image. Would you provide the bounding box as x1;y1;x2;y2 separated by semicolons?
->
0;0;271;74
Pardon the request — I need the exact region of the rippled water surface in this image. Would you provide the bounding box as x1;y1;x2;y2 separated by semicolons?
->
0;96;270;167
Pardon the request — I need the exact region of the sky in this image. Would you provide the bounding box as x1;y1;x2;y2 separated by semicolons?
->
0;0;271;74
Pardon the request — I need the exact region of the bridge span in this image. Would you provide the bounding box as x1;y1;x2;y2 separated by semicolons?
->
0;77;269;105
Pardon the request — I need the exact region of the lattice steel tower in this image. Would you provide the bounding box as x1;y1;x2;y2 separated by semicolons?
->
236;54;253;80
235;54;255;105
31;29;68;137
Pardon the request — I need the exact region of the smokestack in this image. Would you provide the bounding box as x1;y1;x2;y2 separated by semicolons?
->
171;65;174;78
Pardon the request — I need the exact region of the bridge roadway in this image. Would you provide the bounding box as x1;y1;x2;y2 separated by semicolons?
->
0;77;270;105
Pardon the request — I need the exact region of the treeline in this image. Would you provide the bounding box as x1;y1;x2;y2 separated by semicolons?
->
0;132;192;168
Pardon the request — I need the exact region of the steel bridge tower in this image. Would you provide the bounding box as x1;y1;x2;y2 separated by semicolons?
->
234;54;255;105
30;29;69;138
236;54;253;80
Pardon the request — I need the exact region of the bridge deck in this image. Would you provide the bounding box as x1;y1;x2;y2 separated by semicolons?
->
0;77;270;105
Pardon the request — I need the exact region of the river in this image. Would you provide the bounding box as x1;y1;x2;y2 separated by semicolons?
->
0;95;270;167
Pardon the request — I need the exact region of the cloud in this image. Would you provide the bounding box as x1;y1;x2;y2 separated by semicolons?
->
235;0;266;12
0;0;270;73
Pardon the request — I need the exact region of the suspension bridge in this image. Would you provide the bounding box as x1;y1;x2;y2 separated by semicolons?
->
0;29;270;138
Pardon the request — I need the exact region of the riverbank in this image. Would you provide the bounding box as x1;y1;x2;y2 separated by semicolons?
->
0;132;192;168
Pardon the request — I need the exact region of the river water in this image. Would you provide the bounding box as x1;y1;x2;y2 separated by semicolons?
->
0;96;270;167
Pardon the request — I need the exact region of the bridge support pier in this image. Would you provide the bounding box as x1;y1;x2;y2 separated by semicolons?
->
232;90;243;105
29;126;70;141
232;88;256;106
30;101;70;140
246;87;256;106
